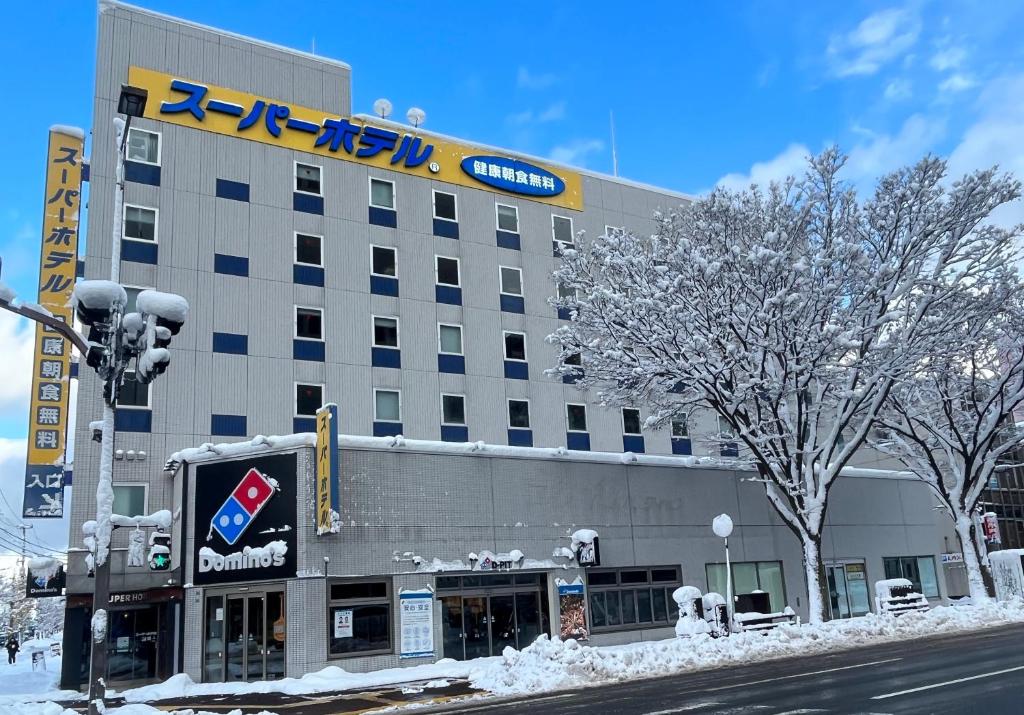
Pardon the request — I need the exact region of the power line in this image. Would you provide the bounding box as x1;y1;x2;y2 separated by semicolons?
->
0;527;60;558
0;519;69;554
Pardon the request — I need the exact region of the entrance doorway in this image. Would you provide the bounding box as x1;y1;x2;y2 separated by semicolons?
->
438;573;549;660
203;588;286;682
827;562;871;619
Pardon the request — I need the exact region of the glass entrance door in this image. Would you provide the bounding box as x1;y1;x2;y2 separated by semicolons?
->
462;597;490;660
490;595;517;653
827;563;871;619
442;590;547;660
208;590;285;683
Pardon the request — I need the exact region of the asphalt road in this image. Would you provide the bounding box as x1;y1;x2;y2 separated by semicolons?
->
432;622;1024;715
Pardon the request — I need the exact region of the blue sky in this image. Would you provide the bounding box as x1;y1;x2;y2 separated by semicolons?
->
2;1;1024;550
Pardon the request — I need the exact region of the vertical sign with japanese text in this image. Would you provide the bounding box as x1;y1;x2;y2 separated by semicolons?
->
315;404;340;534
23;127;83;518
399;590;434;658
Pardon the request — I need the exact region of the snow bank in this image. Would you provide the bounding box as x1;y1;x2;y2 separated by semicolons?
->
472;600;1024;696
49;124;86;139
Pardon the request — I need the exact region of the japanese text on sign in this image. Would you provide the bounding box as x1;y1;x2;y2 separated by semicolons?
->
23;127;83;519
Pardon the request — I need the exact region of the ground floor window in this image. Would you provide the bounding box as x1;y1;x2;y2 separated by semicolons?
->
882;556;940;598
706;560;787;613
586;567;681;631
328;579;392;657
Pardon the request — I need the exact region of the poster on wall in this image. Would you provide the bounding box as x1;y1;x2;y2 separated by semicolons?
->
558;581;588;640
333;609;353;638
399;590;434;658
192;452;298;586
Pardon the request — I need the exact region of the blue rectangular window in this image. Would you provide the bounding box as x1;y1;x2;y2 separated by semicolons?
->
70;361;80;379
124;161;160;186
567;432;591;451
504;361;529;380
294;192;324;215
622;435;646;453
671;438;693;456
293;264;325;287
293;339;325;362
557;307;573;321
82;162;90;182
115;409;152;433
370;275;400;296
507;428;533;447
122;241;158;265
433;218;459;240
720;442;739;458
500;294;525;314
496;231;521;250
373;421;403;437
76;260;85;278
212;332;248;355
211;414;247;436
441;425;469;442
293;416;317;432
369;206;397;228
435;285;462;305
372;347;401;369
216;178;250;202
562;370;582;385
214;253;249;277
438;354;465;374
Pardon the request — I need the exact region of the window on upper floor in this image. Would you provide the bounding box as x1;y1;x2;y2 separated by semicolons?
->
508;399;530;429
566;403;588;432
295;383;324;416
126;128;160;165
671;414;689;438
433;190;457;221
552;215;574;247
371;246;397;277
295;162;322;195
295;233;322;266
374;389;401;422
435;256;460;286
503;331;526;361
718;415;734;439
622;408;642;435
438;323;463;355
123;205;157;242
295;307;323;341
369;178;395;209
496;203;519;232
373;316;399;348
118;370;150;408
499;266;523;296
112;483;147;516
441;393;466;425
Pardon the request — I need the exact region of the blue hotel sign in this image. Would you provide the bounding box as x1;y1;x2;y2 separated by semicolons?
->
461;155;566;198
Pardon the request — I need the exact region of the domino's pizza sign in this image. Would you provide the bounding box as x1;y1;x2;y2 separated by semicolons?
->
192;452;297;585
461;155;565;198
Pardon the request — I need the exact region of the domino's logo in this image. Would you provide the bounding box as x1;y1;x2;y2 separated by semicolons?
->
210;467;276;546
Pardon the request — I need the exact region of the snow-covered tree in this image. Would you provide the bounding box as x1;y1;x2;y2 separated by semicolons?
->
871;288;1024;601
0;568;36;635
549;149;1021;622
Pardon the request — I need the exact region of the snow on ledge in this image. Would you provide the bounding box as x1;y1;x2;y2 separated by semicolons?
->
165;433;317;470
50;124;86;139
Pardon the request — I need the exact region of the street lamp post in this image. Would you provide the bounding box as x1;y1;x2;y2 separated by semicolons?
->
712;513;734;634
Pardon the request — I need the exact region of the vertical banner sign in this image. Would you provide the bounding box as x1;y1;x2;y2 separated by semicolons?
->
558;581;589;640
315;403;340;535
23;128;83;518
399;590;435;658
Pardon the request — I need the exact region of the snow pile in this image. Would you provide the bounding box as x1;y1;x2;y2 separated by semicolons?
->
569;529;597;550
165;433;316;470
472;600;1024;695
73;280;126;311
110;510;173;529
49;124;86;140
136;290;189;323
27;557;61;581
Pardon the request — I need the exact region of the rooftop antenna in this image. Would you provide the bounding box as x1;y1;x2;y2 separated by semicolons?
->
406;107;426;129
373;98;393;120
609;110;619;177
311;37;316;55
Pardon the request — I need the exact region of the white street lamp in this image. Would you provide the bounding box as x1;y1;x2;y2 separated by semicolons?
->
712;513;734;633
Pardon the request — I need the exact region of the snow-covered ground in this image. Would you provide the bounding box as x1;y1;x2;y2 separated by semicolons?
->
0;635;76;711
5;600;1024;714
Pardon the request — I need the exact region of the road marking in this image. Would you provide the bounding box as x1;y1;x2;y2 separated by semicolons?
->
439;692;575;713
774;710;828;714
701;658;903;693
871;664;1024;700
644;703;723;714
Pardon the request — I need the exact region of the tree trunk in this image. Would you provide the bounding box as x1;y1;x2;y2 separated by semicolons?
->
802;535;828;624
953;513;994;601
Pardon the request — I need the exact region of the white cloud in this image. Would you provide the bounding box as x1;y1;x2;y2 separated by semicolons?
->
506;109;533;125
716;143;811;191
0;310;34;421
930;46;967;72
549;139;605;168
537;101;567;123
827;7;921;77
938;73;976;93
517;67;558;90
884;78;913;101
506;101;567;126
844;113;947;187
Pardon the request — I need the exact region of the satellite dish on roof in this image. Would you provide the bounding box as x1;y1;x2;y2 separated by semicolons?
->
406;107;426;128
373;98;393;119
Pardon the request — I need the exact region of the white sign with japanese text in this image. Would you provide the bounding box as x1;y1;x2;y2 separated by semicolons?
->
333;609;353;639
399;590;434;659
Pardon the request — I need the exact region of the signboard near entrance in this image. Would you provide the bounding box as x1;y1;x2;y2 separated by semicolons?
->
192;453;298;586
333;609;353;638
399;590;434;658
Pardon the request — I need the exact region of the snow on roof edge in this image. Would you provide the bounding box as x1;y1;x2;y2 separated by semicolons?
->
50;124;86;140
100;0;351;71
164;432;915;481
352;113;696;204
